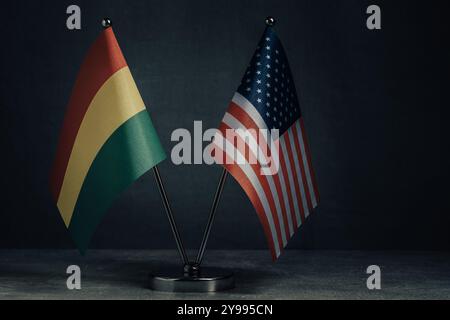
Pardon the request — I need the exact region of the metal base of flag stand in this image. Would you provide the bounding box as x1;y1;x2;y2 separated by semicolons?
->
150;166;234;292
149;169;233;293
149;265;234;292
149;169;232;293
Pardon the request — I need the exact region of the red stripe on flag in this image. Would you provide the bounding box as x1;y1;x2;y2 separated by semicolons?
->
278;149;299;228
214;145;279;260
271;173;290;240
300;118;320;204
49;28;127;201
227;102;259;131
226;103;291;240
292;124;313;211
283;133;306;223
219;124;286;250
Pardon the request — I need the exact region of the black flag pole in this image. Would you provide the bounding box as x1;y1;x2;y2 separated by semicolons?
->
152;166;190;266
195;169;228;265
101;18;190;266
149;164;234;292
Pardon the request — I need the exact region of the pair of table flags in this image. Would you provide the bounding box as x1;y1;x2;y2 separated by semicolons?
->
49;24;319;260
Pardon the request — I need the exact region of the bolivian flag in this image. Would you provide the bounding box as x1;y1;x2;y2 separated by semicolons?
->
50;27;166;253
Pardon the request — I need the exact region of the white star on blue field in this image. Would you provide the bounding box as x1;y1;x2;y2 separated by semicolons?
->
237;27;302;135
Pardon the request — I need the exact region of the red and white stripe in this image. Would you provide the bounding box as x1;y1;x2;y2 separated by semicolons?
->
212;92;319;259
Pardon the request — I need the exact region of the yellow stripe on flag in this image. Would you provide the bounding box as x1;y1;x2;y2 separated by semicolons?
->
57;67;146;226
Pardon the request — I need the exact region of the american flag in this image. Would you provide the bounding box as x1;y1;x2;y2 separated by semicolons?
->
212;26;319;259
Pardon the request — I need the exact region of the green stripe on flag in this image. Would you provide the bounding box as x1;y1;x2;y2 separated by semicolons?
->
68;110;166;253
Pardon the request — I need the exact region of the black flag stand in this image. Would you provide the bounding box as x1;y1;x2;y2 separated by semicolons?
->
149;168;234;292
195;169;228;265
152;166;190;266
102;16;276;292
149;16;277;293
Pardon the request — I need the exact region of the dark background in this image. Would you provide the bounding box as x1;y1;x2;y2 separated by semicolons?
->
1;0;449;254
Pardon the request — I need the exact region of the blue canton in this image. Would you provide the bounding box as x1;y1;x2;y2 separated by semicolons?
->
237;27;302;135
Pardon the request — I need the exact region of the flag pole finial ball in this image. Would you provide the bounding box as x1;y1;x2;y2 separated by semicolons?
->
102;18;112;29
265;16;276;26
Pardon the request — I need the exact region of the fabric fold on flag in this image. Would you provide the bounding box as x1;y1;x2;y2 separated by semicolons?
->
50;27;166;254
212;26;319;260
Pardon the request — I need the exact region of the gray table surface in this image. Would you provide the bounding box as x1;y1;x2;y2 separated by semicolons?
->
0;250;449;300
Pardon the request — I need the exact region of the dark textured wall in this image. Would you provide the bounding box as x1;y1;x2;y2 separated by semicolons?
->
1;0;449;252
